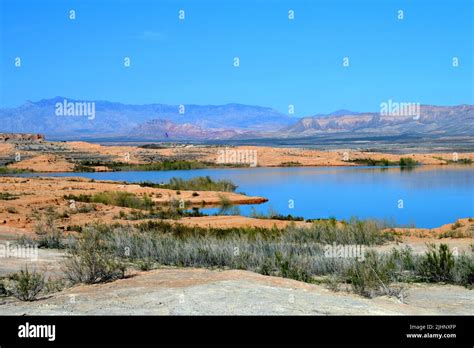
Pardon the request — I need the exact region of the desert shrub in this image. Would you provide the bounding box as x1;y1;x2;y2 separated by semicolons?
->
73;163;96;172
66;225;83;233
451;254;474;287
44;278;66;294
7;207;18;214
250;207;304;221
287;218;394;246
274;251;312;282
0;167;32;174
63;229;125;285
33;206;57;235
349;158;397;166
0;192;19;200
389;244;473;287
58;221;473;297
27;208;67;248
108;160;208;171
65;191;154;210
7;267;45;301
417;244;455;283
0;280;7;297
344;251;397;298
75;204;97;214
388;246;418;282
445;158;472;165
438;229;472;239
36;230;66;249
15;234;36;246
451;221;463;230
135;258;156;271
280;161;302;167
157;176;237;192
399;157;418;167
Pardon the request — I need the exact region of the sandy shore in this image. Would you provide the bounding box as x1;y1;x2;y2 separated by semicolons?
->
2;140;473;172
0;175;472;240
0;176;267;233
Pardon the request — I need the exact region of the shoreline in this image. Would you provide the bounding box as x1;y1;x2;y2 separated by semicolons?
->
1;139;473;173
0;175;472;237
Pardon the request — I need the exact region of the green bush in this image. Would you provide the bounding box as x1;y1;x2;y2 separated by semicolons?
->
7;267;45;301
399;157;418;167
274;252;312;282
64;191;154;210
0;192;19;200
417;244;455;282
108;160;208;171
349;158;397;166
135;258;155;271
289;218;394;246
345;251;397;298
451;254;474;287
151;176;237;192
63;229;125;284
0;167;32;174
36;230;66;249
33;206;58;235
250;207;304;221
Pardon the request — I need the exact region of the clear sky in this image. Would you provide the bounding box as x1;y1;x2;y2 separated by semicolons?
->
0;0;472;116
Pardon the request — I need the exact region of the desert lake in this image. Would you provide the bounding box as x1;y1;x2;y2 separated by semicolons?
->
34;165;474;229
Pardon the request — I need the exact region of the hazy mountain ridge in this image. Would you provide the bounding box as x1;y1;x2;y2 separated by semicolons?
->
0;98;472;140
0;97;294;139
281;105;474;137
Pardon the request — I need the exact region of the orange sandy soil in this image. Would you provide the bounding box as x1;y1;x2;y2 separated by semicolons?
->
0;143;14;156
379;218;473;247
7;154;75;172
0;176;266;234
171;215;309;229
388;218;474;238
2;141;474;172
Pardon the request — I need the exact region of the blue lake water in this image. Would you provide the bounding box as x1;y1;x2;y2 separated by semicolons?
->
37;166;474;228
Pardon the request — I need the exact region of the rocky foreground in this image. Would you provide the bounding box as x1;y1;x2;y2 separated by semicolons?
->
1;267;472;315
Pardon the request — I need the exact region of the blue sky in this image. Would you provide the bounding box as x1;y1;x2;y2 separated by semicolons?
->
0;0;472;116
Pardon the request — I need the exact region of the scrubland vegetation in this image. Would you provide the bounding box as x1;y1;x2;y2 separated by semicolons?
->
0;166;32;174
8;218;473;301
73;160;218;172
64;191;154;210
0;192;19;200
350;157;418;167
139;176;237;192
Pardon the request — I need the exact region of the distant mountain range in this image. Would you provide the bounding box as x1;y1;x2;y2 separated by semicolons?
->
0;97;472;141
281;105;474;138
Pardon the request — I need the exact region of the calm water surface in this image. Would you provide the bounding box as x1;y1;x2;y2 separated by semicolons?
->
40;166;474;228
